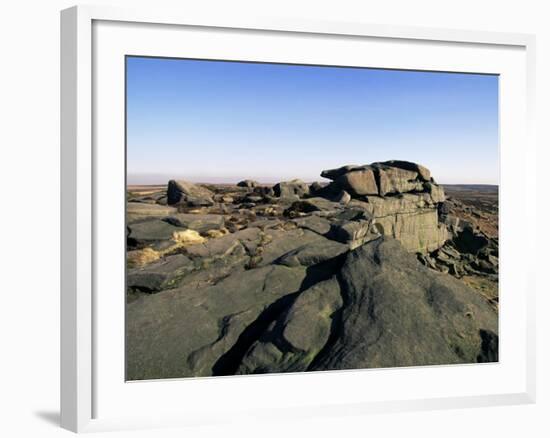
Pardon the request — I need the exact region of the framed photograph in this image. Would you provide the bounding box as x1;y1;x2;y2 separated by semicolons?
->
61;5;536;433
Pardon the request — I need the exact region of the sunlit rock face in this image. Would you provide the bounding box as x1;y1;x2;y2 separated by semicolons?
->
318;160;448;253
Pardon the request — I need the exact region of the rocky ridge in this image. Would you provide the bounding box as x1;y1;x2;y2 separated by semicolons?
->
126;161;499;380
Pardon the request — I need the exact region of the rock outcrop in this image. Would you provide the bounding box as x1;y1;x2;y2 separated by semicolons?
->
237;179;259;188
163;213;224;234
235;237;497;375
127;265;309;379
273;179;310;199
125;160;499;380
126;236;498;379
167;179;214;206
309;238;497;371
317;160;448;253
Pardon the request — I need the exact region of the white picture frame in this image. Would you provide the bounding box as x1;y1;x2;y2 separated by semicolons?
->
60;4;536;433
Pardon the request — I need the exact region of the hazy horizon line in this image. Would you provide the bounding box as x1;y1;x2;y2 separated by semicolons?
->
127;174;499;186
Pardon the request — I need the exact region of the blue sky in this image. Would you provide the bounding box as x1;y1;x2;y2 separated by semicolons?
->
126;56;498;185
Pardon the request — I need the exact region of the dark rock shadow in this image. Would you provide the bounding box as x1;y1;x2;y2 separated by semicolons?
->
211;290;301;376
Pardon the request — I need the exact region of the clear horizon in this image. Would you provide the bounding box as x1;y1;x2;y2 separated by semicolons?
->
127;57;499;185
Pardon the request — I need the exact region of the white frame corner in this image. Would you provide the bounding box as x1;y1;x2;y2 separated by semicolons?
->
60;4;536;433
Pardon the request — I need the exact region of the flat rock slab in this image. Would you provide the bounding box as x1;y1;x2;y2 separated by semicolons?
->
276;239;349;267
127;219;181;243
185;227;262;259
128;191;167;204
335;168;379;196
291;216;332;235
329;219;372;244
374;160;431;182
286;198;343;213
127;254;195;292
164;213;224;233
321;164;364;180
176;249;249;290
258;228;327;266
126;264;308;380
320;161;434;198
127;202;177;224
247;218;283;230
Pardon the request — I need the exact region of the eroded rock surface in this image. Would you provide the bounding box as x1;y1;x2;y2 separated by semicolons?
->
317;160;448;252
273;179;310;198
125;161;499;380
127;202;177;224
310;238;498;371
167;179;214;206
126;265;308;379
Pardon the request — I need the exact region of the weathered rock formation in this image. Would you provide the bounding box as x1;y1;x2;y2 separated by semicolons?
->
273;179;310;199
167;179;214;206
126;236;498;379
417;199;499;302
127;202;177;224
235;237;497;375
317;160;447;253
125;160;499;380
237;179;259;188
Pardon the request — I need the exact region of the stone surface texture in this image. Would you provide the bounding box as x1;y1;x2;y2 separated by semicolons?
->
125;161;498;380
